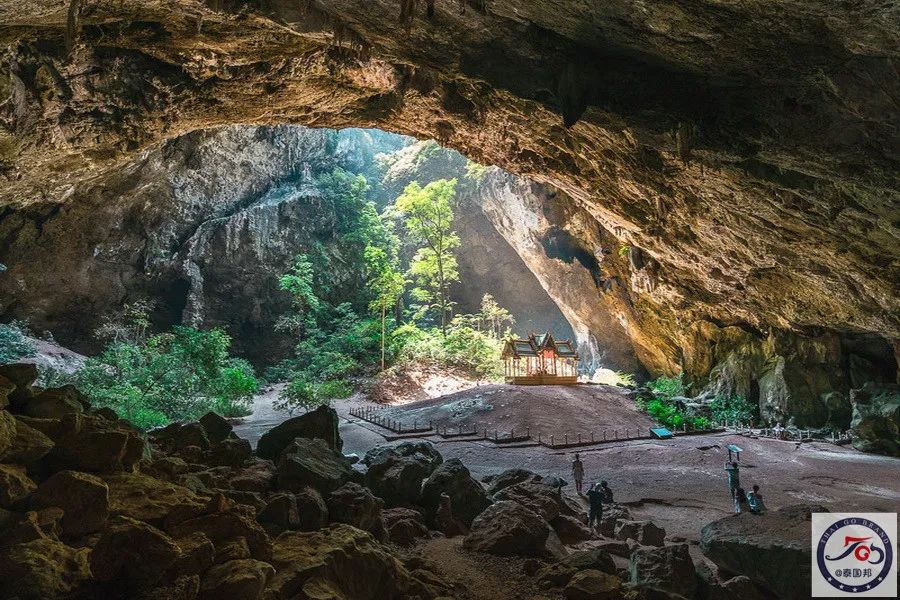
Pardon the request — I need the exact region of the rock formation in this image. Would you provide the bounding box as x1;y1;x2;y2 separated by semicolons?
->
0;1;898;431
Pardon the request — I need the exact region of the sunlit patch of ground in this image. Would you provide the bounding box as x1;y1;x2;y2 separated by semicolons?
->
370;362;480;405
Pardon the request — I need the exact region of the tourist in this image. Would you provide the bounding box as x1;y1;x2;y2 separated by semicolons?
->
724;460;741;513
571;453;585;494
747;485;767;514
600;480;613;504
773;422;785;440
587;482;604;531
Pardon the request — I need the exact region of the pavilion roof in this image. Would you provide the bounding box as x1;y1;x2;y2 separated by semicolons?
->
501;331;579;359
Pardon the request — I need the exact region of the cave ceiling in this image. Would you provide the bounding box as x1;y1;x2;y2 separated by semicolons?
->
1;0;898;345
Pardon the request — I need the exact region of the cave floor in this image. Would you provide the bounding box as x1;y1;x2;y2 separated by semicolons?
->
234;385;900;545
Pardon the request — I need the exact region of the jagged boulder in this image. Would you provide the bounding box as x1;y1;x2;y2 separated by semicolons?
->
598;504;631;537
537;547;617;587
2;416;54;464
551;513;593;544
420;458;491;527
629;543;697;598
227;459;276;493
91;515;181;587
30;470;109;536
276;438;354;494
20;385;86;419
0;410;16;457
267;524;443;599
0;375;14;409
151;421;211;452
295;487;329;531
199;411;233;444
207;435;253;467
200;558;274;600
700;504;821;600
463;500;550;557
103;471;206;528
382;507;430;546
256;405;342;459
364;441;443;507
257;493;301;532
615;520;666;547
327;482;386;540
849;383;900;456
46;413;144;472
0;364;39;408
564;569;622;600
167;501;272;563
0;537;91;600
484;468;543;495
0;463;36;508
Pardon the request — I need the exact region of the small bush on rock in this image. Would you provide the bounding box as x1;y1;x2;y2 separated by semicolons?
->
0;321;35;363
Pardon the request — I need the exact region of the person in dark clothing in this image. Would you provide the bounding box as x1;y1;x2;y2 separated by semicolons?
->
587;482;604;531
599;480;613;503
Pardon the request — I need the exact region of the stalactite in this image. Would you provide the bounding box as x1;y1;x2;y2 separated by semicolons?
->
64;0;82;55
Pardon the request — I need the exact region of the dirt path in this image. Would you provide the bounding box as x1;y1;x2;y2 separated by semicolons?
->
420;537;561;600
235;385;900;544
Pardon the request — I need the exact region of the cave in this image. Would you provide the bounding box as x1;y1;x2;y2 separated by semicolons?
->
0;2;898;599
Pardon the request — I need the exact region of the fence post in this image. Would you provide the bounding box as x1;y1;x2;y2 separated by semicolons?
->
551;434;554;448
564;433;568;445
537;432;541;444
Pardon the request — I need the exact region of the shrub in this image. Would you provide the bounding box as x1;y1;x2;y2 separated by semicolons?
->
0;321;35;363
709;394;757;425
77;326;259;428
276;376;322;414
648;373;685;400
317;379;353;400
213;359;258;417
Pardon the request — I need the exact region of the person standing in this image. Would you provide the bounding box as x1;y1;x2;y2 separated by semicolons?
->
587;482;604;531
571;453;585;494
724;461;741;513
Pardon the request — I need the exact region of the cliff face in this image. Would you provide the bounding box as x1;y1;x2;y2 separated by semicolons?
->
0;125;574;367
0;1;898;427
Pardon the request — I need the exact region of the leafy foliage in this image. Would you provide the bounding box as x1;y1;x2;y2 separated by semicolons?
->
709;394;757;425
0;321;35;363
77;324;258;428
638;372;708;430
464;160;488;181
648;373;685;400
395;179;459;334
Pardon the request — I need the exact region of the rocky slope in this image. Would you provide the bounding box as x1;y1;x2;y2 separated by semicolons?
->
0;1;898;426
0;361;829;599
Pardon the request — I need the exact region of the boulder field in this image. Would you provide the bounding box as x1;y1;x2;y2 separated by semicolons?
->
0;362;841;599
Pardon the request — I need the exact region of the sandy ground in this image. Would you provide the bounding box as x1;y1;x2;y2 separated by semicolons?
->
234;384;900;546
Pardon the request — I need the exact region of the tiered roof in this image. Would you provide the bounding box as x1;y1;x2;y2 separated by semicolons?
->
501;331;579;359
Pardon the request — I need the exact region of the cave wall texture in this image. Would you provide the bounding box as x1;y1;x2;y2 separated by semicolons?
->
0;124;572;366
1;0;898;427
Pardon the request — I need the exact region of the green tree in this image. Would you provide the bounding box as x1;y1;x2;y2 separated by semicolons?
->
365;245;406;370
276;255;320;334
478;293;514;339
395;179;459;336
